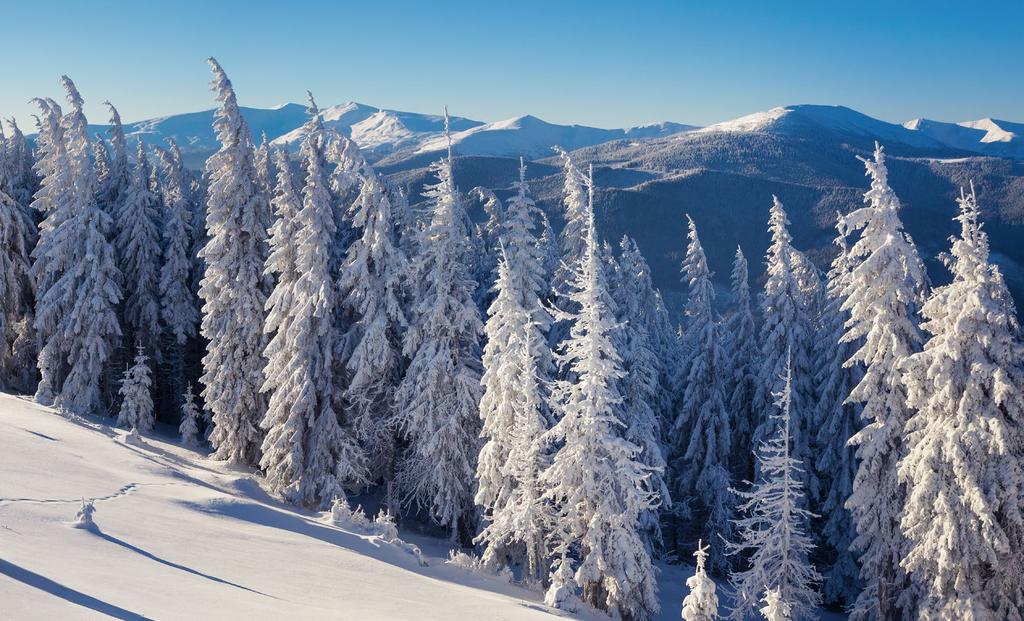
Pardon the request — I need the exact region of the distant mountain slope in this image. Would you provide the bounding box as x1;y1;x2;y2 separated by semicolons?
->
270;104;485;158
691;104;1024;160
412;114;696;159
904;117;1024;160
86;103;310;168
74;101;1022;171
78;102;693;168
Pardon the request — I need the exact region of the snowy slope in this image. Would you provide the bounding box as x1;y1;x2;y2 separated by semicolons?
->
86;104;309;160
904;117;1024;159
698;105;944;148
270;104;485;157
72;101;1023;169
415;115;696;159
692;104;1024;159
77;103;693;166
0;393;701;620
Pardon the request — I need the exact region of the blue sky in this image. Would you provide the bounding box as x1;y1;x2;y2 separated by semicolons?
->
2;0;1021;130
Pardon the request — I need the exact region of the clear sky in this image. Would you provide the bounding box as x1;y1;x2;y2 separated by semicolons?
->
2;0;1021;131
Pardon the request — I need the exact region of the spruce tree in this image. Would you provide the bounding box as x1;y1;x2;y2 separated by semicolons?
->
725;246;758;481
116;140;162;358
156;139;199;411
729;353;821;621
613;236;671;549
0;128;34;391
813;225;863;606
4;118;38;211
674;215;733;571
760;588;792;621
548;147;590;349
198;58;269;465
338;168;408;497
898;185;1024;621
753;197;817;499
542;186;659;621
841;143;926;621
394;118;483;539
475;160;554;578
260;94;366;508
101;102;133;224
179;383;201;447
475;160;551;476
117;345;154;433
31;78;122;415
682;540;720;621
476;255;553;583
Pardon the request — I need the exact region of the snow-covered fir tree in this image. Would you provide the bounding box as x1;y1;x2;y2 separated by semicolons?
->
116;140;162;358
549;146;590;339
760;588;791;621
31;78;122;414
674;215;733;571
260;93;366;508
682;540;719;621
625;239;679;425
198;58;269;465
729;353;821;621
394;116;483;540
545;555;583;612
254;132;276;202
338;168;407;498
179;383;201;447
475;254;554;583
4;118;38;210
812;225;863;607
27;98;67;403
840;143;926;621
0;127;35;391
537;210;560;293
542;189;659;621
475;159;554;579
326;130;368;272
101;102;133;222
117;345;154;433
469;185;503;309
898;185;1024;621
156;139;199;409
262;146;303;376
612;236;671;549
252;131;276;299
752;197;817;499
725;246;758;481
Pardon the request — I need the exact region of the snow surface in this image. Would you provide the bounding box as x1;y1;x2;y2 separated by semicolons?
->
0;393;702;620
415;115;695;158
903;117;1024;158
697;107;792;133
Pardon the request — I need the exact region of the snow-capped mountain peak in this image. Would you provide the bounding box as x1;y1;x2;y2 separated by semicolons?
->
903;116;1024;158
697;106;792;133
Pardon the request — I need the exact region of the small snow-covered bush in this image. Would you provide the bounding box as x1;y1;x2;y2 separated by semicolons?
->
445;550;481;571
72;499;96;529
324;496;371;530
372;509;399;541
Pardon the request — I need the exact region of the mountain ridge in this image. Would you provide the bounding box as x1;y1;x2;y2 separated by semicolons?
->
66;101;1023;170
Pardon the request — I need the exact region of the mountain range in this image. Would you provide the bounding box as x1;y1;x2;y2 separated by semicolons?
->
82;101;1022;167
78;101;1024;317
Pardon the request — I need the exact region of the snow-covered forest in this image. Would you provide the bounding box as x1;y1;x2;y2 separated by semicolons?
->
1;61;1023;621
